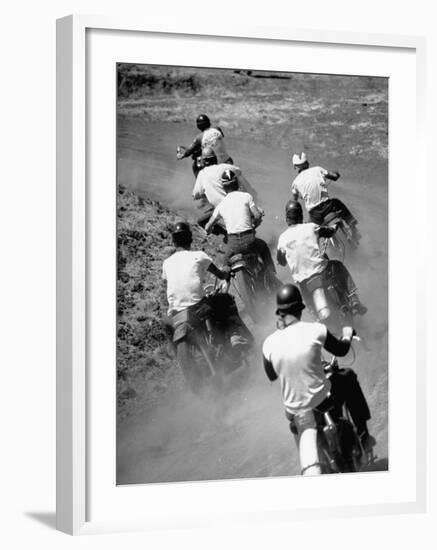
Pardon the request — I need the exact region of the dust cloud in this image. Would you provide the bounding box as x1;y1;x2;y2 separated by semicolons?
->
116;120;388;484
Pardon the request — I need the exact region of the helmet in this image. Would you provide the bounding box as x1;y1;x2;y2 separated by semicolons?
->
200;146;217;166
292;152;308;167
196;114;211;131
276;283;305;316
172;221;192;247
285;200;303;225
221;169;239;192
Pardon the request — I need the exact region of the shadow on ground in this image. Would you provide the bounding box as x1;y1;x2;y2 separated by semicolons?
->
25;511;56;530
363;457;389;472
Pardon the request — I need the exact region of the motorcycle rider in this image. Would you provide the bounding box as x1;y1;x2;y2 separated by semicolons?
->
192;147;258;237
162;221;251;353
177;114;233;177
290;152;360;241
262;283;375;475
204;171;280;288
276;200;367;316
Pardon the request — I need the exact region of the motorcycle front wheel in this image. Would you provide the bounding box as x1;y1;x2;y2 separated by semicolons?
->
175;331;217;394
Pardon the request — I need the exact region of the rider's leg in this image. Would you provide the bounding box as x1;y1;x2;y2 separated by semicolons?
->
299;428;322;475
309;198;358;230
253;238;282;290
327;260;367;315
298;280;314;312
308;200;331;225
223;231;256;265
287;410;322;475
197;208;227;237
329;368;375;451
328;198;357;227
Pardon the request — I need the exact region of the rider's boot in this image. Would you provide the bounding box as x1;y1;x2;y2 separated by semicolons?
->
349;293;367;316
230;333;251;356
348;219;362;242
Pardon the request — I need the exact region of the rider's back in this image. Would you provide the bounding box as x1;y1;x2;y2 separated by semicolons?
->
278;223;327;283
162;250;211;314
291;166;330;211
213;191;255;234
201;127;229;163
262;320;330;413
194;163;235;207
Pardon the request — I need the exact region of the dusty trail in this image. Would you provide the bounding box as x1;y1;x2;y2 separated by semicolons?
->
116;118;388;484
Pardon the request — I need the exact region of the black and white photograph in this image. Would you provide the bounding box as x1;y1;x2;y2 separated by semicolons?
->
115;63;388;485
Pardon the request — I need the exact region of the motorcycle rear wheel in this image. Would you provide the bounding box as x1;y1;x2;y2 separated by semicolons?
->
233;269;258;322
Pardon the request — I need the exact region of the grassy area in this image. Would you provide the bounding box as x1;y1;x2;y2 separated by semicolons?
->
117;64;388;161
117;183;225;417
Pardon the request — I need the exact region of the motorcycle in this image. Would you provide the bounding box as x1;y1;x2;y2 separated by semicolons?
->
228;249;276;323
313;355;375;474
170;280;251;394
227;210;279;323
319;210;360;261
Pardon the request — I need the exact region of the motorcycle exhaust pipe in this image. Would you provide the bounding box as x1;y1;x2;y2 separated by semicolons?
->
312;287;331;321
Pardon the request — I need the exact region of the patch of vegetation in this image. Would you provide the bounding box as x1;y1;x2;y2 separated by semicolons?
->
117;183;224;417
117;65;388;160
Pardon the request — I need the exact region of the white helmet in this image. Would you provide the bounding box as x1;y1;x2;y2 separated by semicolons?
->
292;152;307;166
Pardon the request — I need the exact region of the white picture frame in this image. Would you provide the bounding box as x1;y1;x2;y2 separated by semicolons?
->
56;14;427;535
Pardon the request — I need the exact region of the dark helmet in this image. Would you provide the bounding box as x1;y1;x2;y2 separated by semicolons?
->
275;283;305;316
201;146;217;166
221;169;238;192
285;200;303;225
196;114;211;131
172;221;192;247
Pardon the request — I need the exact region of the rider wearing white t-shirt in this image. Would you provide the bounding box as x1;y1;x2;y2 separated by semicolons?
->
162;222;251;351
204;171;280;290
204;173;263;264
201;126;231;164
262;283;375;475
192;148;259;239
290;152;359;239
193;161;258;208
276;200;366;316
163;249;213;314
210;190;257;235
177;114;233;177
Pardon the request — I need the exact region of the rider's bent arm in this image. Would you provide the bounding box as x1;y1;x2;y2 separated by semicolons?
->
250;203;263;227
276;248;287;267
263;356;278;382
204;209;219;233
323;330;352;357
208;262;230;281
192;177;204;200
326;171;340;181
181;135;202;158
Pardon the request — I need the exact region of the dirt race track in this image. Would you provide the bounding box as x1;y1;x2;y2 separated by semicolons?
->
116;116;388;484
